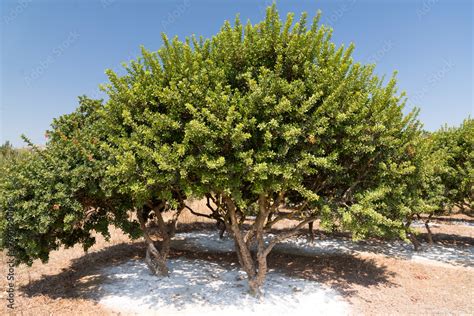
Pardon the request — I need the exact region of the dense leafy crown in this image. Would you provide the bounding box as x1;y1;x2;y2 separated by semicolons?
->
432;118;474;212
1;5;446;265
0;98;139;265
102;5;421;238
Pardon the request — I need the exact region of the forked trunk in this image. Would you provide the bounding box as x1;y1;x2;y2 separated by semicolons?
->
223;197;257;278
223;194;315;297
138;204;181;277
144;243;169;276
249;229;269;296
247;255;267;296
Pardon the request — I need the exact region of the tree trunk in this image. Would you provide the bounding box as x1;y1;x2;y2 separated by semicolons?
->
137;204;182;277
217;219;226;239
223;196;257;281
425;214;433;245
223;194;312;297
140;219;170;276
308;221;314;242
248;250;267;296
408;233;421;251
405;218;421;251
144;243;169;276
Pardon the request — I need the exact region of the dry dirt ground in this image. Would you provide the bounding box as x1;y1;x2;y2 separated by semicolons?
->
1;208;473;315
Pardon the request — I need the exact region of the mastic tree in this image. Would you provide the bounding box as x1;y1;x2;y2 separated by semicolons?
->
100;5;425;294
1;4;450;296
397;131;448;248
400;120;473;247
0;97;141;266
433;118;474;215
0;95;183;276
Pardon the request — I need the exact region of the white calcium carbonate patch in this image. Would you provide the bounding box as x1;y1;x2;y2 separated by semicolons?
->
99;258;349;315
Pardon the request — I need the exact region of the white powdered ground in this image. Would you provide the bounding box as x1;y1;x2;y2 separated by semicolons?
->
411;219;474;227
172;231;474;267
99;258;349;316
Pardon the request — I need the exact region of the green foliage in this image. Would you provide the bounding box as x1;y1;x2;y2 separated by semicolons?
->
101;5;423;241
0;97;140;265
0;141;24;169
432;118;474;213
0;141;16;159
396;131;448;225
2;4;470;270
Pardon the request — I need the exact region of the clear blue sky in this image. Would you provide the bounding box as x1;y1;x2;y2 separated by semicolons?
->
1;0;472;147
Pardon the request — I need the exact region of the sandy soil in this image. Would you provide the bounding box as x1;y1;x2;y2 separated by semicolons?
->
0;228;132;315
173;230;473;267
99;257;349;315
1;216;473;315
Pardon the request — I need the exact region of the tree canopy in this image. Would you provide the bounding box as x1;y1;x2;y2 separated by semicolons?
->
432;118;474;214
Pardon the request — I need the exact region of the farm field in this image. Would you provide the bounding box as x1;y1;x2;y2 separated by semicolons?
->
1;210;473;315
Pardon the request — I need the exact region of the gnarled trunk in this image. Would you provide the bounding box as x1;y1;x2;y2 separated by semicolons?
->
424;214;434;245
137;202;182;276
405;218;421;251
223;194;316;296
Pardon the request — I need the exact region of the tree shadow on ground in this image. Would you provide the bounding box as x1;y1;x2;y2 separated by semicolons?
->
20;242;146;301
416;232;474;246
267;252;396;297
180;249;397;297
21;239;396;301
180;222;474;247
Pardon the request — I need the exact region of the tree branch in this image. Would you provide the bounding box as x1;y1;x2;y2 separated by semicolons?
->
184;204;214;220
263;215;319;257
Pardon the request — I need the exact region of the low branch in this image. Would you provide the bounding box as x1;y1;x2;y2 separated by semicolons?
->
205;194;217;213
263;215;319;257
264;211;294;230
184;204;214;220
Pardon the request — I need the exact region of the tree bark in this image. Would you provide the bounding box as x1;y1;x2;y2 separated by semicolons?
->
308;221;314;242
223;194;317;296
425;214;433;245
138;209;170;276
248;195;271;296
223;196;257;279
405;218;421;251
408;233;421;251
217;220;226;239
137;203;182;277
